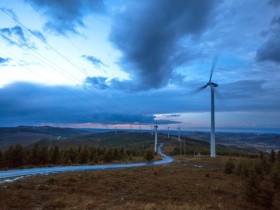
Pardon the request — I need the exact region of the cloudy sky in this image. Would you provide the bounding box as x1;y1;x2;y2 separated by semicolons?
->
0;0;279;131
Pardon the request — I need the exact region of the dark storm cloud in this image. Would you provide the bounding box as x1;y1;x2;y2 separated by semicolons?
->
256;16;280;63
155;119;181;125
221;80;267;99
0;57;10;64
85;76;143;92
0;26;34;48
213;79;280;113
84;75;280;113
82;55;105;67
109;78;139;92
0;79;279;126
85;76;108;90
25;0;105;34
269;0;280;6
110;0;218;90
256;37;280;63
0;82;158;126
92;113;155;124
162;114;181;118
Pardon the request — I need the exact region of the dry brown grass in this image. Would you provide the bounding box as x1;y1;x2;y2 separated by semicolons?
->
0;156;262;210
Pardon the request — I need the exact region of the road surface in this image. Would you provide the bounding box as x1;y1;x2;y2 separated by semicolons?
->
0;143;173;181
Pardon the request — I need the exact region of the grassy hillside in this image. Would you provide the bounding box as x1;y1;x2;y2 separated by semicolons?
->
1;156;276;210
163;135;259;157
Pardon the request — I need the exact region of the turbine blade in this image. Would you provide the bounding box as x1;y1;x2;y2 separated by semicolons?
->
209;56;218;82
193;84;208;93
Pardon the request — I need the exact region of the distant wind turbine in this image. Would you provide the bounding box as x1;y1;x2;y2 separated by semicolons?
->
154;123;158;153
178;126;181;155
196;58;218;158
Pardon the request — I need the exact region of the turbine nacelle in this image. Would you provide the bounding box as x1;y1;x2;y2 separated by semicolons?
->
208;82;218;88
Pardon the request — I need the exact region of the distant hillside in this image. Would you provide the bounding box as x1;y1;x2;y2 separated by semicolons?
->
186;132;280;151
1;126;278;154
0;126;90;149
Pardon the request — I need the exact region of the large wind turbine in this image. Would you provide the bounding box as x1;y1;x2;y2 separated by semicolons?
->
197;59;218;158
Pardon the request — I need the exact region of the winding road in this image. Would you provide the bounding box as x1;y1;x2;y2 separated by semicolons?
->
0;143;173;181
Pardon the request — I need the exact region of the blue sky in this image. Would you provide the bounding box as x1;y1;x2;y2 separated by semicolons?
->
0;0;280;131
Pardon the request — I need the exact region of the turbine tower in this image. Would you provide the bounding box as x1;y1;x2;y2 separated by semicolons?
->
197;58;218;158
178;126;181;155
154;123;158;153
167;126;170;139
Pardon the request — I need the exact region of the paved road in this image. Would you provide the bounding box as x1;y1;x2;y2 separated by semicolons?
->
0;143;173;181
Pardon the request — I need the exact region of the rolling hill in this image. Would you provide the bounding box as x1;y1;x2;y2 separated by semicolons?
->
0;126;90;149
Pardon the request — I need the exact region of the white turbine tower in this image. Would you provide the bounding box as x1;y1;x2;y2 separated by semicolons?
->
178;126;181;155
197;58;218;158
150;125;154;137
154;123;158;153
167;126;170;139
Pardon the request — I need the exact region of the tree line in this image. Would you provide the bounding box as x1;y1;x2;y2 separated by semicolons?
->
0;144;155;169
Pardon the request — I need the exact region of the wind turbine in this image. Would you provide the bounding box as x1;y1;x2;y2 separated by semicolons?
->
167;126;170;139
154;123;158;153
150;125;154;137
177;126;181;141
178;126;181;155
197;58;218;158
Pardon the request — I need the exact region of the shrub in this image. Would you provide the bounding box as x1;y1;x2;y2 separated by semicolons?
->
245;174;259;202
224;158;235;174
50;145;60;165
145;150;155;161
270;149;276;163
0;150;2;166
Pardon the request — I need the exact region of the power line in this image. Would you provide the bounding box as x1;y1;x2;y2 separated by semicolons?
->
0;30;127;114
0;7;139;115
0;50;104;111
1;8;144;116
